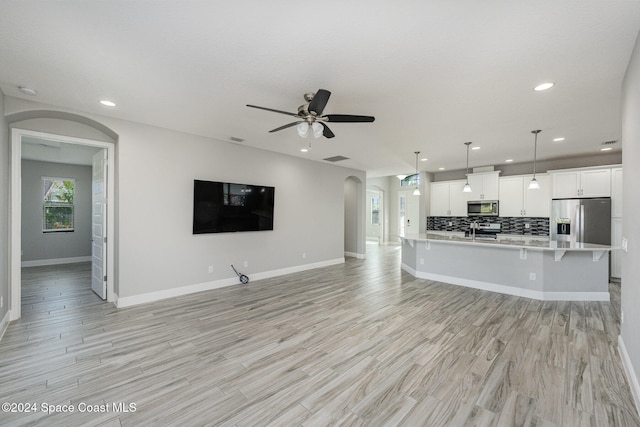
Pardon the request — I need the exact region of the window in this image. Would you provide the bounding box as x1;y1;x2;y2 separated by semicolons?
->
400;173;419;187
43;177;75;232
371;197;380;225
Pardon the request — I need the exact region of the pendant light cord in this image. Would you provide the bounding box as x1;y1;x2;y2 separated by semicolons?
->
531;130;541;178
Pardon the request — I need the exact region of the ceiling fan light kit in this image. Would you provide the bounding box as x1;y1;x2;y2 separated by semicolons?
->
247;89;375;139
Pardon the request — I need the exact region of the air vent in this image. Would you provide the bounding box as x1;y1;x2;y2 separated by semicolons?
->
229;136;245;143
323;155;350;162
601;140;617;145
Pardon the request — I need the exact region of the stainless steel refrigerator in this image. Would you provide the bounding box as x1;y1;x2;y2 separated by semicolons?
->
551;198;611;244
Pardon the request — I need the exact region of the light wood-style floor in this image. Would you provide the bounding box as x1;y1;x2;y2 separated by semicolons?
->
1;245;639;426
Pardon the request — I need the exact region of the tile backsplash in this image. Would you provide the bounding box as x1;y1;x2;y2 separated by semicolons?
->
427;216;549;236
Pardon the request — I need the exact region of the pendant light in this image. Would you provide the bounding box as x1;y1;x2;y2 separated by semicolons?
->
463;142;472;193
413;151;421;196
528;130;541;190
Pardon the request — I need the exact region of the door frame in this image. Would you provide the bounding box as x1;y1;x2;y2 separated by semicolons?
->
10;129;116;320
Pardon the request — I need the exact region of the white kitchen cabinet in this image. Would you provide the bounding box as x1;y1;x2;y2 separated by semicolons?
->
466;172;500;200
449;180;469;216
551;168;611;198
430;182;451;216
430;180;468;216
498;174;550;217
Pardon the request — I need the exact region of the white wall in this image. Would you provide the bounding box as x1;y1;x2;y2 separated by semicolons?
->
21;160;92;264
621;29;640;410
5;97;366;302
344;177;360;255
0;93;9;330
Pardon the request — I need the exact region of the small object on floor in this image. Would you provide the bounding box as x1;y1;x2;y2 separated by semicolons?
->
231;264;249;284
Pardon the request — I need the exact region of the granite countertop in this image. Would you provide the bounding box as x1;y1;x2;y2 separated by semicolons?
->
399;233;615;251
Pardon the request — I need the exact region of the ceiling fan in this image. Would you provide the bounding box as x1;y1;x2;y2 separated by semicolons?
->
247;89;375;139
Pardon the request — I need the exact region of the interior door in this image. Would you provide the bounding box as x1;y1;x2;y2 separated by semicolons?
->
91;149;107;299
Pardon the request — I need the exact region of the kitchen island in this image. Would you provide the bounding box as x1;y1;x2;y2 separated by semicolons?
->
400;233;615;301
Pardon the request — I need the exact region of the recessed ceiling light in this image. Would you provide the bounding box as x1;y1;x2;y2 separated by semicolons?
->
300;147;309;152
553;137;565;142
420;158;428;161
471;146;480;150
600;147;612;151
534;82;554;91
18;86;37;96
100;100;116;107
438;167;445;171
505;159;514;163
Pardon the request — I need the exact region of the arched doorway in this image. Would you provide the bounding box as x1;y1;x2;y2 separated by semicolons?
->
8;112;117;320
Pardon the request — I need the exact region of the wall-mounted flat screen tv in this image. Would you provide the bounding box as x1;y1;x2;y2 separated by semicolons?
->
193;180;275;234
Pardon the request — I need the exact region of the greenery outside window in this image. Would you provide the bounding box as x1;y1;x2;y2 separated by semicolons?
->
371;197;380;225
43;177;75;232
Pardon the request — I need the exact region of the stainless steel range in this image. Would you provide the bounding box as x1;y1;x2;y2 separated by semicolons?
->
469;222;501;239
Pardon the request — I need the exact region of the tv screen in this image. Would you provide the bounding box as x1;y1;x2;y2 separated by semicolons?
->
193;180;274;234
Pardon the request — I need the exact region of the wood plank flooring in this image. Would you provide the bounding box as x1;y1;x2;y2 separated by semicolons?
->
1;245;639;426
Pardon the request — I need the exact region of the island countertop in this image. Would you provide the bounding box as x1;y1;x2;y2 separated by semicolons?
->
399;233;613;301
399;233;615;252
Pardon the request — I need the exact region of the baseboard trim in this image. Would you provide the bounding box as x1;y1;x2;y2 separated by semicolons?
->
345;251;366;259
619;335;640;418
401;263;610;301
0;310;10;342
115;258;345;308
21;256;91;268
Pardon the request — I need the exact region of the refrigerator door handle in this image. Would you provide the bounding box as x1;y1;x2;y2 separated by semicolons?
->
574;204;581;242
579;204;585;242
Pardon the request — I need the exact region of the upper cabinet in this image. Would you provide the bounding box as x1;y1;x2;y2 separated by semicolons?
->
466;171;500;200
550;168;611;198
499;174;551;217
430;180;468;216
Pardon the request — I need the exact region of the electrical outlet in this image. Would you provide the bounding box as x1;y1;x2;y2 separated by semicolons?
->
529;272;536;281
0;296;3;308
302;252;307;259
243;261;249;268
622;237;628;253
419;258;424;265
621;309;624;324
448;221;453;227
524;223;530;229
208;266;213;273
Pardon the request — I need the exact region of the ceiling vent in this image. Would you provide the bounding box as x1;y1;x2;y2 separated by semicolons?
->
323;155;350;162
229;136;245;143
601;140;617;145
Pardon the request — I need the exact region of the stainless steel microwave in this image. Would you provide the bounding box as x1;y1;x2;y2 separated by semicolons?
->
467;200;499;216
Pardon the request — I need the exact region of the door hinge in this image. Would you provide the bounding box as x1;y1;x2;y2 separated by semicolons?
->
103;275;107;282
104;237;107;243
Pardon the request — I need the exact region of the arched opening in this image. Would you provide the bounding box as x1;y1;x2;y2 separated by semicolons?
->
8;111;118;320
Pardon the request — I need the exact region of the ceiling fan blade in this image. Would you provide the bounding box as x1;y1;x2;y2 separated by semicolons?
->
308;89;331;115
247;104;299;117
324;114;375;123
320;122;335;139
268;121;303;133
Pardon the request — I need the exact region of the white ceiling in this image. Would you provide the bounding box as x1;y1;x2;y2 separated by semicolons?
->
1;1;639;177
